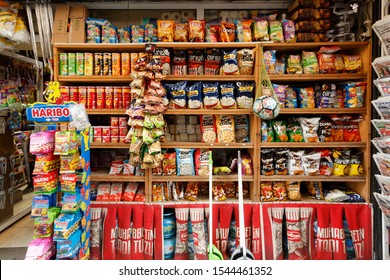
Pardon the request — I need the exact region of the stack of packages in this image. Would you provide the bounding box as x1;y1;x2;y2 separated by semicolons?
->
126;51;168;169
288;0;332;42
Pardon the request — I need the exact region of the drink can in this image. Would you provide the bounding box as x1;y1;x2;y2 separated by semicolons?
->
121;53;130;75
113;86;122;109
96;86;106;109
105;86;114;109
68;53;76;75
103;52;112;75
78;86;88;107
84;53;94;75
112;53;121;76
76;53;84;75
87;86;97;109
59;53;68;75
94;53;103;75
68;86;78;103
60;86;70;102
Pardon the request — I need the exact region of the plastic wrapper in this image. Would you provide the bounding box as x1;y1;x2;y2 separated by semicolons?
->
261;149;275;176
285;87;298;108
260;181;274;201
316;83;336;108
236;81;255;109
219;22;236;42
286;181;301;201
269;20;284;42
288;150;305;175
220;82;236;109
318;52;336;74
184;182;199;201
343;55;363;73
221;49;239;75
302;152;321;176
213;182;227;201
319;149;333;176
171;50;187;75
253;20;269;41
122;183;138;201
189;19;205;42
299;117;320;142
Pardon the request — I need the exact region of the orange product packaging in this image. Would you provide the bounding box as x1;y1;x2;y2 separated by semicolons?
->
69;86;79;102
130;53;139;74
157;20;174;42
113;86;123;109
105;86;114;109
84;53;94;76
60;86;70;102
122;86;131;108
112;53;121;76
174;23;188;42
96;86;106;109
188;19;205;42
121;53;131;75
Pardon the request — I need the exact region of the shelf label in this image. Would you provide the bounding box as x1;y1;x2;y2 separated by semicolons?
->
26;103;71;123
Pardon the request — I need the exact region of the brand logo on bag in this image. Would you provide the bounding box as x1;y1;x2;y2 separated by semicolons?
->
26;103;72;123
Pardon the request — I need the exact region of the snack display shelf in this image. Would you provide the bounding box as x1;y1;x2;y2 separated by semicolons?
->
90;142;129;149
57;75;133;83
259;175;366;182
91;201;146;205
164;109;253;115
261;198;371;204
278;108;367;115
261;41;370;52
152;175;254;182
86;109;126;115
269;73;367;82
259;142;367;148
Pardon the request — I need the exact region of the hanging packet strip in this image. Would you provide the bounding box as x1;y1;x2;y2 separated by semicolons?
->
175;207;190;260
101;204;117;260
90;206;102;260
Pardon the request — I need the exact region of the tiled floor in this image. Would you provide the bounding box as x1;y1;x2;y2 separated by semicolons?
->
0;214;34;248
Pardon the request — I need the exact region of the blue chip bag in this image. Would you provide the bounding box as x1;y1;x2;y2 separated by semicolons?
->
222;49;239;75
220;82;236;109
56;229;82;259
343;82;366;108
236;81;255;109
285;87;298;108
175;148;195;176
264;50;276;74
203;82;220;109
186;82;203;109
170;81;187;109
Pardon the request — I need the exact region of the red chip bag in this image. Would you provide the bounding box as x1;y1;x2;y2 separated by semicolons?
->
102;204;117;260
131;204;145;260
90;205;102;260
122;183;138;201
174;206;190;260
190;205;207;260
189;19;205;42
154;205;163;260
330;205;347;260
343;121;362;142
315;204;332;260
344;204;373;260
286;207;308;260
117;204;132;260
209;24;219;42
218;204;233;259
134;185;146;202
144;204;155;260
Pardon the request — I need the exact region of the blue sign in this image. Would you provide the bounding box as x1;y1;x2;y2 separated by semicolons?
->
26;103;71;123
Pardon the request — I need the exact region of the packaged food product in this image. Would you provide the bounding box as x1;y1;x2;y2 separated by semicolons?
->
208;24;220;42
157;20;174;42
319;149;333;176
285;87;298;108
237;49;254;75
188;50;205;75
298;87;315;108
253;20;269;41
169;81;187;109
349;151;364;176
202;82;220;109
261;120;275;142
200;115;217;143
219;22;236;42
318;116;334;142
269;20;284;42
174;23;188;42
175;148;195;176
343;54;363;73
302;152;321;176
317;52;336;74
272;84;288;108
332;149;351;176
343;119;362;142
154;48;170;75
189;19;205;42
260;181;274;201
287;118;304;142
186;82;203;109
195;149;210;176
306;181;324;200
282;19;296;42
273;181;287;201
286;181;301;201
220;82;236;109
274;149;288;175
264;50;276;74
171;50;187;75
216;115;235;143
261;149;275;176
184;182;199;201
234;115;250;142
205;48;222;75
302;51;319;74
286;54;303;74
221;49;239;75
236;81;255;109
299;117;320;142
271;120;289;142
343;82;366;108
288;150;305;175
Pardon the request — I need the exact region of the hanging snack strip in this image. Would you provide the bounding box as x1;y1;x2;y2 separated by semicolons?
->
126;51;168;169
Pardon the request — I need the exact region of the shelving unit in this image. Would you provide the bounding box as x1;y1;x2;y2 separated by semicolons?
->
259;41;372;203
53;41;372;204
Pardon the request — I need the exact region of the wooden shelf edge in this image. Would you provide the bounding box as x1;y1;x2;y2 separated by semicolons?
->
164;75;255;81
91;143;129;149
259;176;366;182
161;142;254;148
279;108;366;114
269;73;367;82
260;142;367;148
87;109;127;115
152;175;254;182
164;109;253;115
58;75;133;82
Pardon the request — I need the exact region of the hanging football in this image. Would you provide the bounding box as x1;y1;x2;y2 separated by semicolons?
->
253;95;280;120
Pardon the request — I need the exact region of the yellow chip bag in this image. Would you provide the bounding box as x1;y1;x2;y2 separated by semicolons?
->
343;54;362;73
157;20;174;42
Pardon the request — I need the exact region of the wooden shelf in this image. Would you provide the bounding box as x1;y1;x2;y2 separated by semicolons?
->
90;170;145;182
91;142;129;149
152;175;254;182
259;175;366;182
164;108;252;115
87;109;126;115
162;197;253;206
269;73;367;82
58;75;132;83
161;142;254;149
54;42;258;52
260;142;367;148
279;108;366;115
164;75;255;81
261;41;370;51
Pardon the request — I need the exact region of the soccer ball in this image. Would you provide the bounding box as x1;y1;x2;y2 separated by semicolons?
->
253;95;280;120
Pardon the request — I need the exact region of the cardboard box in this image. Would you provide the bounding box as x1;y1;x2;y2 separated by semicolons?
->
52;5;88;43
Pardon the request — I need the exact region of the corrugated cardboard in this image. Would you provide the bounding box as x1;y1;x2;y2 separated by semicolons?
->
52;5;88;43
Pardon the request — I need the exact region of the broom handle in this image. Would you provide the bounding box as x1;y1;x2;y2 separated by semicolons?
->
209;151;213;253
237;151;247;259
